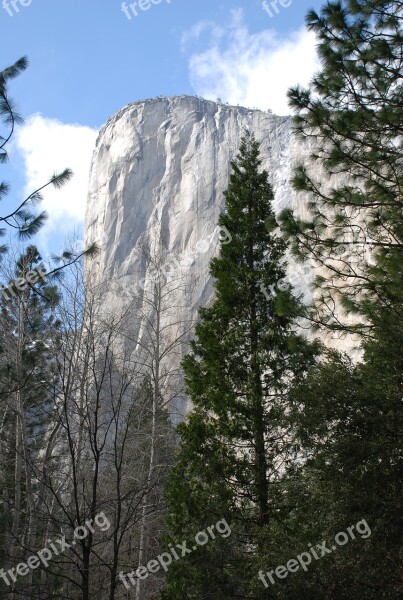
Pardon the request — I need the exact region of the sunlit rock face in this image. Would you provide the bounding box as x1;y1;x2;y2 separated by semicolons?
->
86;96;314;292
85;96;321;418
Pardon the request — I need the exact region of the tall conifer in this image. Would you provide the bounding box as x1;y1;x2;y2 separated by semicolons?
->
160;134;317;599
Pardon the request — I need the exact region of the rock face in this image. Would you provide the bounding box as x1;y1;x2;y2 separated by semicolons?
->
85;96;316;418
86;95;313;293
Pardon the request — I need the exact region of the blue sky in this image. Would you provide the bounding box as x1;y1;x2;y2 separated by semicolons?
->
1;0;323;256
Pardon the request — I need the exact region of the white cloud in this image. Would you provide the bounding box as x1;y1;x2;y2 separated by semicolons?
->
180;19;223;51
184;9;320;115
16;115;98;249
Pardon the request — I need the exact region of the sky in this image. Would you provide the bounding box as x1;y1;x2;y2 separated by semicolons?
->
0;0;324;256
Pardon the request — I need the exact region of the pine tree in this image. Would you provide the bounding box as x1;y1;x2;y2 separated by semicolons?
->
284;317;403;598
280;0;403;337
160;133;318;599
0;57;98;260
273;3;403;596
0;246;62;596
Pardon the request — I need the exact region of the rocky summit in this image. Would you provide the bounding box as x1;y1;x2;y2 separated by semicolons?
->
85;95;318;417
86;95;313;302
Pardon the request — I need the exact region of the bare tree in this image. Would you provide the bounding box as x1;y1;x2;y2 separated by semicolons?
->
116;237;195;600
0;235;195;600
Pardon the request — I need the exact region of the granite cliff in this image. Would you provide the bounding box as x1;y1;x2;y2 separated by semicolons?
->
85;96;318;417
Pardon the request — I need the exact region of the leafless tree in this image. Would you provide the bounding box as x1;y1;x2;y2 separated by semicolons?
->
0;235;195;600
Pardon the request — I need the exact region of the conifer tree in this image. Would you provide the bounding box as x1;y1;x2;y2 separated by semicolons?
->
280;0;403;336
271;2;403;596
160;133;318;599
0;57;98;261
283;313;403;598
0;246;61;596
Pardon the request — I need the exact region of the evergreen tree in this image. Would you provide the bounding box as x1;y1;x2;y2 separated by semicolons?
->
160;133;318;599
283;316;402;598
0;246;62;596
271;2;403;596
280;0;403;336
0;57;98;260
0;58;72;252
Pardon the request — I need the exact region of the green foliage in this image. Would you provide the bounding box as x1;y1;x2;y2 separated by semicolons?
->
270;3;403;596
280;0;403;336
0;57;99;264
0;246;62;588
162;4;402;599
160;133;318;599
285;315;402;597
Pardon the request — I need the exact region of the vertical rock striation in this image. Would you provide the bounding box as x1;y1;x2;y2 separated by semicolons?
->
85;96;318;416
86;95;313;300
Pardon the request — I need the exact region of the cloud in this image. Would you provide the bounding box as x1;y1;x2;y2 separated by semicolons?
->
16;115;98;249
180;19;224;51
184;9;320;115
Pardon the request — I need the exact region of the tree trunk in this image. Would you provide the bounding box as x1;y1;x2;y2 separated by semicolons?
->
136;280;161;600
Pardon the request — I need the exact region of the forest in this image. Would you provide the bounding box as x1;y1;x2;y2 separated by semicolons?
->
0;1;402;598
